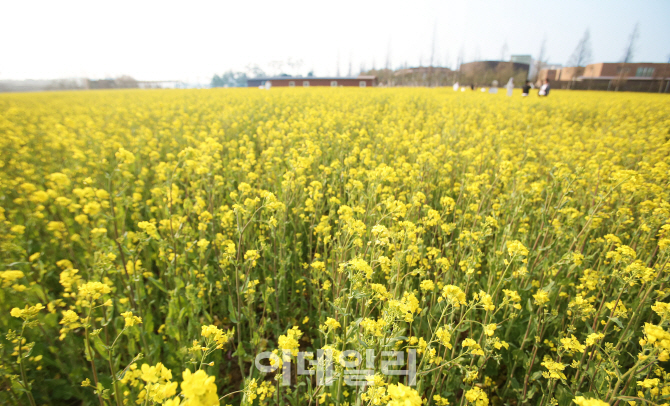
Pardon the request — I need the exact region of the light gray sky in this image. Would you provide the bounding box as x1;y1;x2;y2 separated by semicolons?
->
1;0;668;83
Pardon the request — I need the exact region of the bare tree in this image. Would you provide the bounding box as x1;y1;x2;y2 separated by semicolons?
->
500;41;509;61
429;22;437;85
457;47;464;69
114;76;138;89
268;60;285;76
532;36;547;82
245;64;266;78
287;58;304;76
385;39;392;70
616;23;640;91
568;29;592;67
567;29;591;89
621;23;640;63
336;51;341;77
456;46;465;83
347;53;353;77
429;22;437;67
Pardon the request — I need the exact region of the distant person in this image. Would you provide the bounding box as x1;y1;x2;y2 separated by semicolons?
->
489;80;499;94
470;84;474;90
538;79;550;96
522;80;531;96
453;82;459;91
506;78;514;96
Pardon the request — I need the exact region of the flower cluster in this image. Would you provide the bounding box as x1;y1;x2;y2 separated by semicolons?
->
1;88;669;406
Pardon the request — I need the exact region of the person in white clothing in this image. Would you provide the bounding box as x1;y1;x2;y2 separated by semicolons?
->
538;79;550;96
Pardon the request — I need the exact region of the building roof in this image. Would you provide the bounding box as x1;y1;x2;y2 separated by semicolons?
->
592;62;670;66
579;76;670;80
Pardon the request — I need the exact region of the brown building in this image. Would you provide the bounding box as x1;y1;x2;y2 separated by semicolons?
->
537;67;583;83
537;62;670;92
246;76;376;88
556;67;584;81
537;69;560;82
459;61;530;86
583;62;670;79
460;61;530;76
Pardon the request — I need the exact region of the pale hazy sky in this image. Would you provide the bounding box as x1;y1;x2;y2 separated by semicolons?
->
1;0;668;83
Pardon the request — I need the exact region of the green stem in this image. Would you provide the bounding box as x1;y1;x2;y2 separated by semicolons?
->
84;308;105;406
17;325;37;406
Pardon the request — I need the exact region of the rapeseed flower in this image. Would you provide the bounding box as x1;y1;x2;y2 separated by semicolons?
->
2;88;668;405
181;369;218;406
387;383;421;406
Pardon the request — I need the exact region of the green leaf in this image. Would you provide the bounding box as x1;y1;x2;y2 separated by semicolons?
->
232;344;246;357
94;338;110;360
512;349;528;364
144;311;154;335
148;277;168;293
228;295;238;323
357;334;370;349
386;335;409;347
526;298;534;312
609;317;623;329
509;376;520;390
555;384;574;406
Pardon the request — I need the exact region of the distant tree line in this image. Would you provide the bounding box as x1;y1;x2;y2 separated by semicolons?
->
0;76;136;92
211;65;272;88
211;71;249;88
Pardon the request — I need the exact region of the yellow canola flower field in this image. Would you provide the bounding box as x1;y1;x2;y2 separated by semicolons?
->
0;88;669;406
